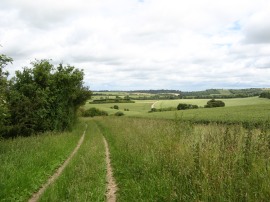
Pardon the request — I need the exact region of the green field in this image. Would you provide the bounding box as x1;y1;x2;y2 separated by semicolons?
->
2;95;270;201
85;97;270;125
0;122;85;201
154;97;270;108
84;100;156;116
96;117;270;201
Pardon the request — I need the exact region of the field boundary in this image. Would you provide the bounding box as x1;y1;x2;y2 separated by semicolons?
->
103;137;118;202
28;124;88;202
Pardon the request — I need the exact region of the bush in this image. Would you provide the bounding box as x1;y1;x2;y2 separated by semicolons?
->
115;111;124;116
177;103;199;110
204;99;225;108
83;107;108;117
113;105;119;109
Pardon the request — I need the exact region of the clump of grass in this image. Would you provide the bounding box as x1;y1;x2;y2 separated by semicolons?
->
0;122;84;201
96;117;270;201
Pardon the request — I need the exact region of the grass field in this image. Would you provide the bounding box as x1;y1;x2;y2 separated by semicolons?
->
154;97;270;108
85;97;270;125
96;117;270;201
1;95;270;201
0;122;85;201
40;120;106;201
84;100;156;116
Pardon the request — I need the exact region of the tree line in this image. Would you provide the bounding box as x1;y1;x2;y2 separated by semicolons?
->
260;91;270;99
0;54;91;138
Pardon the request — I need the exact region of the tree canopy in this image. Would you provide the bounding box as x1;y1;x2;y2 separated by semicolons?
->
1;58;91;137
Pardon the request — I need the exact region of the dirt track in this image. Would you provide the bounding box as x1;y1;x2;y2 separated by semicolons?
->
103;137;118;202
28;125;87;202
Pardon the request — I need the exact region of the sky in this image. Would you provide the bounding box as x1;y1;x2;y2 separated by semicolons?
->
1;0;270;91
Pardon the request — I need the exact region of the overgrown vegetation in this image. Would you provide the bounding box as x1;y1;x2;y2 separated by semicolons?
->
204;99;225;108
0;122;84;201
0;54;13;135
82;107;108;117
177;103;199;110
150;107;177;113
260;91;270;99
97;117;270;201
90;98;134;104
115;111;124;116
0;55;91;137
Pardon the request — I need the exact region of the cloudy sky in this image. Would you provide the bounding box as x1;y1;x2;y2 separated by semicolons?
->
1;0;270;90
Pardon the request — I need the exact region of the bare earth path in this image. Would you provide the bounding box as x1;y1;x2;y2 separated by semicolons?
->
28;125;88;202
103;137;118;202
151;101;159;109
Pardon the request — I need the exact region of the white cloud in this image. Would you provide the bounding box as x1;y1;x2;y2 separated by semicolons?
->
1;0;270;90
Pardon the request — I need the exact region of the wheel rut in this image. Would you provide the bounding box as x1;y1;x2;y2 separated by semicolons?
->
28;124;88;202
103;137;118;202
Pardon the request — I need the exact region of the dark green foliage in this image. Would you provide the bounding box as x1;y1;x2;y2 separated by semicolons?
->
115;111;124;116
90;98;134;104
82;107;108;117
204;99;225;108
149;107;177;113
5;59;91;137
113;105;119;109
260;91;270;99
0;54;13;134
177;103;199;110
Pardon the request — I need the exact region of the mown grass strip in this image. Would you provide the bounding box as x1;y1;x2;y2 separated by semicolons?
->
0;122;84;202
39;120;106;201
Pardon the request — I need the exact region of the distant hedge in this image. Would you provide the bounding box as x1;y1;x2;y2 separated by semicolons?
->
90;99;135;104
204;99;225;108
177;103;199;110
83;107;108;117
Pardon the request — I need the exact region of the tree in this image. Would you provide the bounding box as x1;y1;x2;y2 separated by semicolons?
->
204;99;225;108
260;91;270;99
6;59;91;137
177;103;198;110
0;54;13;134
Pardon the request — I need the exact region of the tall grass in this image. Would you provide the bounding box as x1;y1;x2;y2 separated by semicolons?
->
97;117;270;201
0;122;84;201
40;120;106;201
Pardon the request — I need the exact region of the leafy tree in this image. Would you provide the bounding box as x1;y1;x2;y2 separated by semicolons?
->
115;111;124;116
0;54;13;133
6;59;91;137
204;99;225;108
82;107;108;117
177;103;198;110
260;91;270;99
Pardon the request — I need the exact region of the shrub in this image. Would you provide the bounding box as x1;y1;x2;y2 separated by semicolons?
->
204;99;225;108
115;111;124;116
113;105;119;109
177;103;199;110
83;107;108;117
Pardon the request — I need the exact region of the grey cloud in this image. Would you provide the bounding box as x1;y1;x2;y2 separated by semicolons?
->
244;26;270;44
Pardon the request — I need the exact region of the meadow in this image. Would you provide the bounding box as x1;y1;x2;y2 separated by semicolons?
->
96;117;270;201
1;94;270;201
86;96;270;126
0;122;85;201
